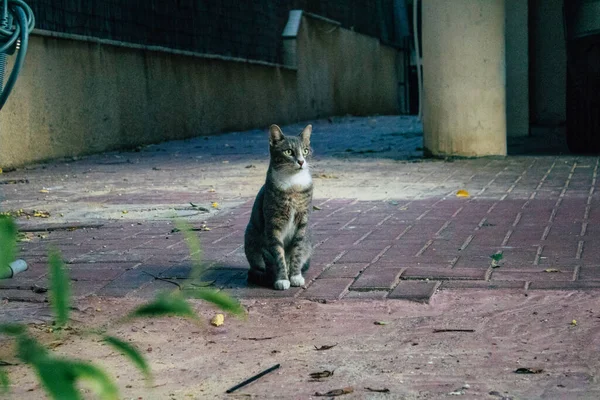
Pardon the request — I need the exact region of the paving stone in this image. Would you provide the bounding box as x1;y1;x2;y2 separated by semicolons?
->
343;290;389;299
402;267;487;281
298;278;353;300
351;267;403;290
317;263;368;279
491;269;575;282
388;281;440;303
529;281;600;290
441;280;526;289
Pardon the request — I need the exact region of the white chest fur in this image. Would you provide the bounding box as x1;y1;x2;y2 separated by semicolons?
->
272;168;312;191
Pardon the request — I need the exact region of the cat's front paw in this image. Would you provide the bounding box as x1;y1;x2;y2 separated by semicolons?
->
274;279;291;290
289;274;305;287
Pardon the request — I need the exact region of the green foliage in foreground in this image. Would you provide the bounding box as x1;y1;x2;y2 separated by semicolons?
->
0;217;244;399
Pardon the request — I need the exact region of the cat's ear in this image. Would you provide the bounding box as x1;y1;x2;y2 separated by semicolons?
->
269;125;284;146
299;124;312;143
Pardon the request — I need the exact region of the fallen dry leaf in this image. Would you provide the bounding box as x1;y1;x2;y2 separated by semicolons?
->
122;210;128;214
313;205;322;211
32;210;50;218
571;319;577;326
309;370;334;379
514;367;543;374
456;189;470;198
210;314;224;327
315;387;353;397
39;189;49;193
544;268;561;273
211;202;219;209
314;343;337;351
208;188;216;192
365;387;390;393
374;321;389;325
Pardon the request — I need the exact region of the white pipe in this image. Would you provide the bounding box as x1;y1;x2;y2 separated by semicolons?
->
0;259;27;279
413;0;423;120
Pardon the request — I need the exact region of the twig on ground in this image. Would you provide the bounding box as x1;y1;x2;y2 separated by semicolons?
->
226;364;280;394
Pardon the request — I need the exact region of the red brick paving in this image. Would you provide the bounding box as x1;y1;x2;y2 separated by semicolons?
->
2;118;600;303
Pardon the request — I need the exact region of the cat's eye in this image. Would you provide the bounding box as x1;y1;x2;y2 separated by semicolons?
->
303;148;309;155
283;149;293;156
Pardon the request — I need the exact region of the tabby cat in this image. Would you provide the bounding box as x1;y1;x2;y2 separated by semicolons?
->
244;124;313;290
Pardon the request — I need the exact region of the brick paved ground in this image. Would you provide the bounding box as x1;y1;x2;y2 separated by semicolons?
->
2;116;600;303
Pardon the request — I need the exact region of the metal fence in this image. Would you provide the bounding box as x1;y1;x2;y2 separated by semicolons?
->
28;0;404;64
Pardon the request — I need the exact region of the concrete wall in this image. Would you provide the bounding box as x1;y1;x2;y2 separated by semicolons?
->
506;0;530;137
529;0;567;125
0;13;403;167
422;0;507;157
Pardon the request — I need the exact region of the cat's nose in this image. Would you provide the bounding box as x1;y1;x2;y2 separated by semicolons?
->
298;160;304;166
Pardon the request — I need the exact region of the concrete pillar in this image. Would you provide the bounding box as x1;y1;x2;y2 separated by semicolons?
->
506;0;529;137
422;0;506;157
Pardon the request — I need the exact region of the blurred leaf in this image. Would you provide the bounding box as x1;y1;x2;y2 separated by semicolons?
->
0;216;17;277
456;190;470;198
175;220;203;282
0;324;26;336
185;289;244;316
48;249;71;328
103;336;150;380
0;368;9;393
128;292;197;320
15;334;48;364
374;321;389;325
35;358;119;400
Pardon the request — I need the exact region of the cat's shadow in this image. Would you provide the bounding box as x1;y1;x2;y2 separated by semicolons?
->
160;263;254;289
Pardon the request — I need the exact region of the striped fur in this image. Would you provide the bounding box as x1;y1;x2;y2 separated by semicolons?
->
245;124;313;290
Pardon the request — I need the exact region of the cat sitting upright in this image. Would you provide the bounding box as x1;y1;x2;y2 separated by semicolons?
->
244;124;314;290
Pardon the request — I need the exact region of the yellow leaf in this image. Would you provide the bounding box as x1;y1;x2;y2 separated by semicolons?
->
456;190;470;198
544;268;561;273
571;319;577;326
39;189;49;193
210;314;224;327
211;202;219;209
0;168;3;174
122;210;128;214
208;188;216;192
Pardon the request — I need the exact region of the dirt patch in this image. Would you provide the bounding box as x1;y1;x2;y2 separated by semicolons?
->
1;290;600;399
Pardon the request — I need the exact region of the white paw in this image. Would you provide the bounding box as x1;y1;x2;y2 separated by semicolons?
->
289;274;305;287
274;279;291;290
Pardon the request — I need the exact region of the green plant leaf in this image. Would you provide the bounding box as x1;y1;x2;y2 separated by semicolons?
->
185;289;244;316
0;323;26;336
35;358;119;400
48;249;71;328
174;220;204;282
0;216;17;278
103;336;151;380
15;334;48;364
490;251;503;262
127;292;197;320
0;368;9;393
